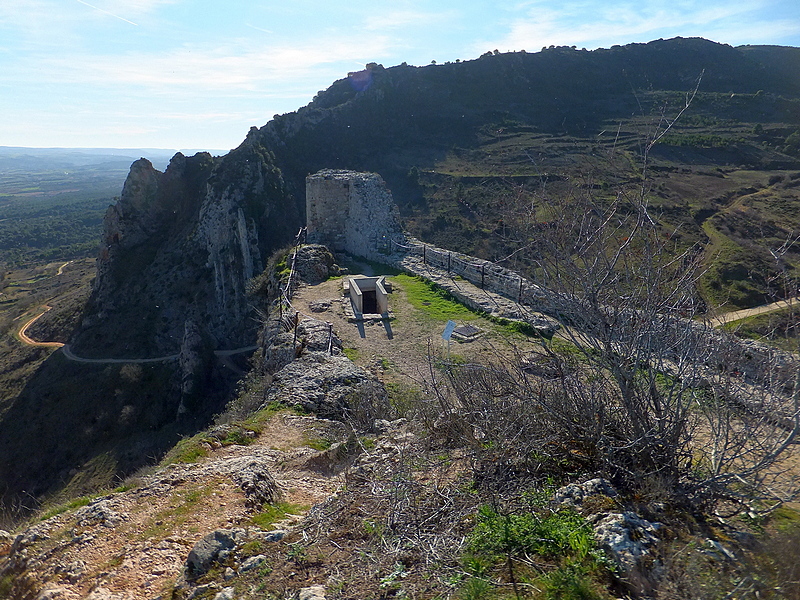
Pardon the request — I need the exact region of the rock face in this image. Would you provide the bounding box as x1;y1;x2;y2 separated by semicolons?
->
265;352;388;424
185;529;244;578
75;137;301;358
294;244;343;285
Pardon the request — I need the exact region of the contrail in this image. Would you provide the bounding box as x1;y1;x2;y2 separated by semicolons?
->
246;23;273;34
75;0;138;25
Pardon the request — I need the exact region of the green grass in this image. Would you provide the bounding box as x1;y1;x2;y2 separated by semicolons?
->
468;505;596;560
162;433;210;464
250;501;309;530
461;501;613;600
303;433;332;451
39;494;96;521
392;273;477;322
342;347;360;362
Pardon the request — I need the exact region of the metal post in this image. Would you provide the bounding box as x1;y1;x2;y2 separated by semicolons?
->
328;322;334;355
518;277;523;303
292;311;299;348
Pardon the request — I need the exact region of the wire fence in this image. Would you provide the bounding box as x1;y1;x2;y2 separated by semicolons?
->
272;228;338;355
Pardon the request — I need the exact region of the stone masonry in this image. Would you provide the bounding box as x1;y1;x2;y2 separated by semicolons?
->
306;170;405;262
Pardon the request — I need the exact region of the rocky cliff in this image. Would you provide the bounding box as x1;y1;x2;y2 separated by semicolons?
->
74;135;301;358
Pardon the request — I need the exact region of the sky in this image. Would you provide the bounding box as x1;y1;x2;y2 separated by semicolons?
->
1;0;799;152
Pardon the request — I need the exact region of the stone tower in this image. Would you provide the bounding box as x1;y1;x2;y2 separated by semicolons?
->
306;169;405;260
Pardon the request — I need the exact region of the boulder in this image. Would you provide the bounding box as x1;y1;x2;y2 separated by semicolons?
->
225;456;282;506
299;585;327;600
264;352;387;423
294;244;341;284
212;588;236;600
185;529;246;578
239;554;267;572
74;499;127;528
592;511;662;594
554;478;618;509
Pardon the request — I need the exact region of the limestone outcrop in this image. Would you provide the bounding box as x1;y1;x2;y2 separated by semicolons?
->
76;138;301;358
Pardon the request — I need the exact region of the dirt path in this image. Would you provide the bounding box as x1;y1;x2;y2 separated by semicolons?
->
17;304;258;363
16;306;65;349
2;413;348;600
56;260;72;276
709;298;797;328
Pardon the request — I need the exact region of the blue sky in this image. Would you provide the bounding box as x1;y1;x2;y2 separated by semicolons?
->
2;0;798;152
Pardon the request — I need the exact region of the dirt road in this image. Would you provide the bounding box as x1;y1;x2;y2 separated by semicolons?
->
709;298;796;328
17;305;257;363
16;306;65;349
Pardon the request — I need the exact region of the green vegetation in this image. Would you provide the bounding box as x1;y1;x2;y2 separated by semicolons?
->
467;505;597;561
342;347;360;362
250;501;309;530
38;494;95;521
721;305;800;350
165;433;211;464
0;195;109;265
392;273;476;322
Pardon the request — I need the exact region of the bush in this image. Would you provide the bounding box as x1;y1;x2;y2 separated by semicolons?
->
468;505;594;561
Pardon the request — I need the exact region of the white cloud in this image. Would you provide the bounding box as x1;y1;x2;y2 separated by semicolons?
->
364;9;454;31
36;35;391;92
481;0;798;51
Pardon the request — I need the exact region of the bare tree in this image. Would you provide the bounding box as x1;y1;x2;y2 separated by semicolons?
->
430;149;800;515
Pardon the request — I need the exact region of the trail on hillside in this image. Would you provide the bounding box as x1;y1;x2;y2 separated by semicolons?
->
56;260;72;276
16;306;64;349
0;412;349;600
17;304;257;363
708;298;797;328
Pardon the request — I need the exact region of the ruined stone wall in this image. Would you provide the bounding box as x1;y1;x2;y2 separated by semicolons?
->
394;237;558;310
306;171;350;252
306;170;405;261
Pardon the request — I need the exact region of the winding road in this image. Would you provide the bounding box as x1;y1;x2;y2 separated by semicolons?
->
16;306;64;349
16;307;257;363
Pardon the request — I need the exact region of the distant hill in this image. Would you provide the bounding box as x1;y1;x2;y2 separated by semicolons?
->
0;147;226;265
70;36;800;359
0;147;225;172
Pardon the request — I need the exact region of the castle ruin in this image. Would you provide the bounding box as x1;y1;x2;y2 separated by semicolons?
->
305;169;405;262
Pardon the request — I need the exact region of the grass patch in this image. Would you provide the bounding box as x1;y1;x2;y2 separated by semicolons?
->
392;273;476;322
342;347;360;362
303;434;332;451
39;494;96;521
140;485;212;540
461;501;613;600
162;433;210;465
250;501;309;530
468;505;596;561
